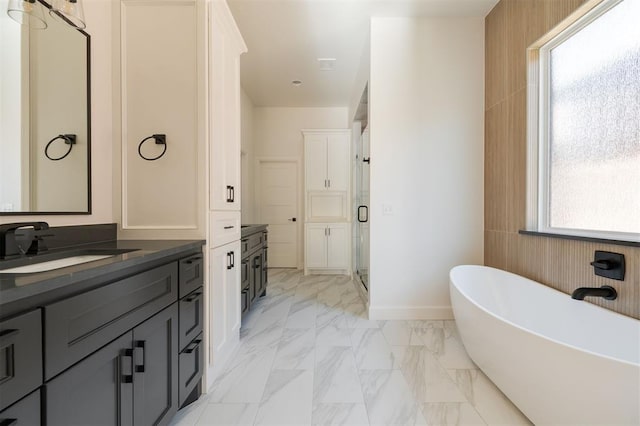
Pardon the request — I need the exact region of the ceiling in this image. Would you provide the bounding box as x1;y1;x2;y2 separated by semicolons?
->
227;0;498;108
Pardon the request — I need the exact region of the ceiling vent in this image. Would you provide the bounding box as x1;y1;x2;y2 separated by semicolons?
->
317;58;336;71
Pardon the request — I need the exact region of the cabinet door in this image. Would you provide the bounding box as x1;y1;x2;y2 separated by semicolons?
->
304;135;328;191
305;224;328;268
0;390;40;426
210;9;241;211
327;224;349;269
133;304;179;426
210;241;241;362
326;133;349;191
251;252;263;302
46;332;133;426
121;1;199;229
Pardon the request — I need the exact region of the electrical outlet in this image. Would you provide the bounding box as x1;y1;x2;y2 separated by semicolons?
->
382;204;393;216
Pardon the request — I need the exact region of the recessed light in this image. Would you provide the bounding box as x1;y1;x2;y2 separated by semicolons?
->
292;80;302;86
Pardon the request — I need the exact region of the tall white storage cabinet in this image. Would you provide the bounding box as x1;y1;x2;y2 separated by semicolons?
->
117;0;246;393
303;130;351;275
206;1;246;389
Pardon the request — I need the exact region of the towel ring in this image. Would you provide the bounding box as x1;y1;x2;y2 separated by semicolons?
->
45;134;76;161
138;134;167;161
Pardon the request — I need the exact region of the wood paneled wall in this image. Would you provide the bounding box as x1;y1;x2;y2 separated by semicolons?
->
484;0;639;319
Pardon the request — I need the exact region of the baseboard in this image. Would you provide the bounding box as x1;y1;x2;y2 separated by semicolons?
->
368;305;454;320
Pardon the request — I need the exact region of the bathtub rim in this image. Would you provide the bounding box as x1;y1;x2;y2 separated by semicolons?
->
449;264;640;368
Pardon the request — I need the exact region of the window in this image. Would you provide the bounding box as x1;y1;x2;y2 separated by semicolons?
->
527;0;640;243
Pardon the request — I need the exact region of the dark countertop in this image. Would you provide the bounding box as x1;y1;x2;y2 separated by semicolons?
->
241;224;268;238
0;239;204;319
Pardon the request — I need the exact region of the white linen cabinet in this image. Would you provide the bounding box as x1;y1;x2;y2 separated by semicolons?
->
118;0;246;392
303;130;351;275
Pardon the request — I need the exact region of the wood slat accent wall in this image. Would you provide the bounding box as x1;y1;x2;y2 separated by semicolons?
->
484;0;639;319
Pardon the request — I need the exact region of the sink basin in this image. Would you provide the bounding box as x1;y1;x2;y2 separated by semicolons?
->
0;255;115;274
0;248;138;274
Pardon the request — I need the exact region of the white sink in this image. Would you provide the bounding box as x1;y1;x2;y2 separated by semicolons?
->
0;255;114;274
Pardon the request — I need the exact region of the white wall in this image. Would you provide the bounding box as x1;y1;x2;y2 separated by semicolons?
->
252;107;348;267
240;87;255;223
368;17;484;319
0;1;114;225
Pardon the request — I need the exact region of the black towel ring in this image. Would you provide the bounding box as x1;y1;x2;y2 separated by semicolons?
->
45;134;76;161
138;134;167;161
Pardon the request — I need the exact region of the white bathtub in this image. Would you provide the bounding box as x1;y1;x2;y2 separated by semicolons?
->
450;265;640;426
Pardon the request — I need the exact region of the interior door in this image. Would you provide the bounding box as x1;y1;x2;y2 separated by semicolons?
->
257;160;298;267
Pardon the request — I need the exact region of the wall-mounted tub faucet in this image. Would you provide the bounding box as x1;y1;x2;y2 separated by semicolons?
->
571;286;617;301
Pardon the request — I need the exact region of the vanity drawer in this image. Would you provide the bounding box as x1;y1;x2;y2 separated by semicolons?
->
246;232;264;254
0;389;41;426
179;334;203;407
179;254;204;298
179;288;203;352
0;309;42;412
44;262;178;380
241;288;249;315
210;211;241;248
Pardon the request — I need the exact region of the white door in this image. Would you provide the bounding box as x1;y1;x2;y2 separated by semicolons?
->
257;160;298;267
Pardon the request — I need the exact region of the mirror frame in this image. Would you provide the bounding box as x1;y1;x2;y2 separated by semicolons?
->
1;0;91;216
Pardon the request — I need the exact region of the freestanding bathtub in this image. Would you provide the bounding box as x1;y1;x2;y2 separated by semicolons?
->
450;265;640;426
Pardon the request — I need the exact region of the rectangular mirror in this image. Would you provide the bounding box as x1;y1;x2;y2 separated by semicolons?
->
0;0;90;215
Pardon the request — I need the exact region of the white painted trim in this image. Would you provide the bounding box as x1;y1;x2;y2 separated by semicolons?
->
209;0;247;54
368;306;454;321
254;157;302;269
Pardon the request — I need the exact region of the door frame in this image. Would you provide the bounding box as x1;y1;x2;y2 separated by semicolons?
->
254;157;302;269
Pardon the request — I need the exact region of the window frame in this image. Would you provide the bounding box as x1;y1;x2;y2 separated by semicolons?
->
526;0;639;244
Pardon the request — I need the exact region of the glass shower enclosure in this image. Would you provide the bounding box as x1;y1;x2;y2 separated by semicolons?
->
355;126;370;290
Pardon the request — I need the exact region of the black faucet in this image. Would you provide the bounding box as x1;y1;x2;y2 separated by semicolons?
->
0;222;50;259
571;286;617;301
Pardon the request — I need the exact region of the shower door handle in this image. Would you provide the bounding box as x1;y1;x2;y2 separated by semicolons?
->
358;205;368;223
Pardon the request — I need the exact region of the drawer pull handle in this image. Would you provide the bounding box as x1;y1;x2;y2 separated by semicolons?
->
184;291;202;302
184;339;202;354
121;348;134;384
0;329;18;344
224;225;234;230
0;419;18;426
134;340;146;373
185;256;202;264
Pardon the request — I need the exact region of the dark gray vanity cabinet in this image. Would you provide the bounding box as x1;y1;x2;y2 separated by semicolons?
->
240;226;268;318
46;298;179;426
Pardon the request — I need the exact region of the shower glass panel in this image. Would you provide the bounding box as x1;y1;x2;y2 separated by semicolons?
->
355;126;370;290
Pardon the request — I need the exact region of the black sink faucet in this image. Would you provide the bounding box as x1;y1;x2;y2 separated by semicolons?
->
571;286;617;301
0;222;50;259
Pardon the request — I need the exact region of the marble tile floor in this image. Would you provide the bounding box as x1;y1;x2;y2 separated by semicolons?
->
171;269;532;426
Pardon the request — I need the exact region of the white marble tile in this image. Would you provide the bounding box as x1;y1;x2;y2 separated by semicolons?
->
408;320;444;330
411;325;445;354
312;403;370;426
359;370;427;426
350;328;395;370
435;321;476;369
238;322;284;350
316;322;352;347
314;346;364;404
285;299;318;329
272;328;316;370
196;403;258;426
380;321;413;346
449;369;532;425
398;347;466;403
421;402;486;426
316;304;346;329
343;303;379;329
208;347;277;403
254;370;313;425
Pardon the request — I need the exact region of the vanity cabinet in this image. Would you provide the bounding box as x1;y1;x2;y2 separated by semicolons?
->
240;227;268;318
0;244;204;426
46;305;178;426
